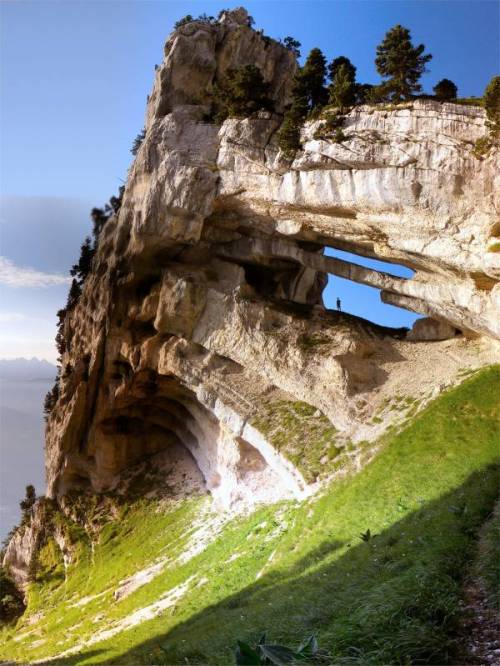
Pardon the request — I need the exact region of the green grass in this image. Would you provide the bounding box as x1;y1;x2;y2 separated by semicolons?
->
251;400;343;482
1;366;499;665
454;97;483;107
473;498;500;609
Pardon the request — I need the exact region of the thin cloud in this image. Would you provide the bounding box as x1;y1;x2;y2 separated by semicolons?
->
0;312;26;322
0;256;71;288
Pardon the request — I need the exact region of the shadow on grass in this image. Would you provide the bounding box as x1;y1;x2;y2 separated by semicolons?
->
42;463;499;666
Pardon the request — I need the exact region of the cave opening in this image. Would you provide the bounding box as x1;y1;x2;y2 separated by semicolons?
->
76;371;301;508
92;380;211;493
322;247;421;330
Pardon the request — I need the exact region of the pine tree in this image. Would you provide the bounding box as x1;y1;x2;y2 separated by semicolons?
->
66;278;82;309
174;14;193;29
70;237;95;283
299;48;328;110
329;63;356;109
355;83;375;104
483;76;500;135
44;381;60;420
433;78;458;101
283;36;301;58
277;76;309;156
55;309;67;356
108;186;125;214
375;25;432;101
213;65;271;121
90;207;108;239
328;56;356;85
131;128;146;156
19;485;36;522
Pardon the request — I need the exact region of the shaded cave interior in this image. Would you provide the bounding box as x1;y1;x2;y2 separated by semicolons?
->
59;369;280;507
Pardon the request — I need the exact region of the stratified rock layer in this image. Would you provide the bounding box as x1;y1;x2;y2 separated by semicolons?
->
29;10;500;519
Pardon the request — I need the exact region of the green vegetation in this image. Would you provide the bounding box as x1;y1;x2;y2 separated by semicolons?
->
276;23;437;155
173;10;254;31
0;566;25;625
235;634;326;665
70;237;95;285
471;75;500;159
277;49;361;154
131;128;146;156
213;65;272;122
282;36;301;58
454;97;483;107
312;112;346;142
173;13;216;29
472;134;493;159
484;75;500;136
433;78;458;101
299;48;329;110
277;48;329;156
251;400;342;482
328;56;356;89
19;485;37;524
43;381;60;419
276;91;308;156
328;60;356;109
473;499;500;609
370;394;422;427
374;24;432;101
2;366;499;665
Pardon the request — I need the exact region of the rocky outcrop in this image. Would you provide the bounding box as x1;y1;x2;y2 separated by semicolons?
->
5;7;499;586
2;500;58;589
43;8;499;501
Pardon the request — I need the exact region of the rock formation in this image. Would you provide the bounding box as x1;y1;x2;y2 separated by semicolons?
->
4;7;499;586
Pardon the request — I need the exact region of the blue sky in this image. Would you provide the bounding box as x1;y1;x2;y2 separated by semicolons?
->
1;1;498;360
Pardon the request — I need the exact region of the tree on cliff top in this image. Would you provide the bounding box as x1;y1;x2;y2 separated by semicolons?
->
329;63;357;109
375;24;432;100
328;56;357;85
19;485;36;524
484;75;500;136
213;65;272;121
433;78;458;101
283;36;301;58
299;48;328;110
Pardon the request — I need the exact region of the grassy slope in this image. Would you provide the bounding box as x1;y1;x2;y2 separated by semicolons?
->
1;366;499;665
473;497;500;610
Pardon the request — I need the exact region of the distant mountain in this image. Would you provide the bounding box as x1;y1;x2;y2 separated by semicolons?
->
0;357;57;381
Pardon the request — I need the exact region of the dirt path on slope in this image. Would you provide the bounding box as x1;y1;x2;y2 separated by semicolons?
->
456;578;500;665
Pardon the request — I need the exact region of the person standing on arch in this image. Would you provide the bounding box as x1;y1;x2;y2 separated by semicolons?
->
336;297;342;311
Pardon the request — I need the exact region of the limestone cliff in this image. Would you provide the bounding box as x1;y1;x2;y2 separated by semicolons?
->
4;7;499;586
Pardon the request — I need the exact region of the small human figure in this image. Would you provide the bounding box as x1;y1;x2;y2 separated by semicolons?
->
336;297;342;311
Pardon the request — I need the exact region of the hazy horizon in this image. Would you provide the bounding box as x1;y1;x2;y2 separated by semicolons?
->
0;357;57;539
